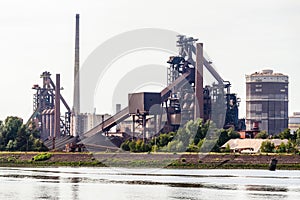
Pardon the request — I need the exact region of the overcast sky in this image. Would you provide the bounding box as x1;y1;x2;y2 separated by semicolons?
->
0;0;299;121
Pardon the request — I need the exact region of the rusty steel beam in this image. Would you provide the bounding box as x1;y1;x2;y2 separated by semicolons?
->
54;74;61;138
194;43;204;120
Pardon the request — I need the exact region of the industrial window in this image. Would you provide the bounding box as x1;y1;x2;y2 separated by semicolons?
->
256;84;262;87
255;89;262;92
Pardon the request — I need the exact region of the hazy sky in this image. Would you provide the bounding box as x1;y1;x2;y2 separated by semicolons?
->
0;0;299;121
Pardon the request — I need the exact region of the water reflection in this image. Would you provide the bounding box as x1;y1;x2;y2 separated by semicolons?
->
0;168;300;200
72;185;79;200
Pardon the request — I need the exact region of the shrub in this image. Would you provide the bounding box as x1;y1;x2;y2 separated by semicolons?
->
128;141;136;152
260;141;275;153
120;141;130;151
33;153;52;161
277;142;286;153
224;143;231;153
255;131;268;139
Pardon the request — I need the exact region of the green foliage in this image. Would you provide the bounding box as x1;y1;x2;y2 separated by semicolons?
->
0;116;48;151
186;144;199;152
224;143;231;153
151;145;158;152
227;128;240;139
260;140;275;153
33;153;52;161
120;140;130;151
119;118;241;153
255;131;268;139
128;141;136;152
295;128;300;147
279;128;293;140
277;142;286;153
285;140;297;153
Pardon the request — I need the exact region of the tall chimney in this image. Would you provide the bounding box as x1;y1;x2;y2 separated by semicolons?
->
72;14;80;136
73;14;80;115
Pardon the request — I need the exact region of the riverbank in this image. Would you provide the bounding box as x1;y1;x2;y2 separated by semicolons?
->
1;152;300;169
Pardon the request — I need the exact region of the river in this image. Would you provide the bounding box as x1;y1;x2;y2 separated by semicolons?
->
0;167;300;200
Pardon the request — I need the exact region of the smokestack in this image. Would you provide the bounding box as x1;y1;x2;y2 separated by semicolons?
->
73;14;80;115
72;14;80;137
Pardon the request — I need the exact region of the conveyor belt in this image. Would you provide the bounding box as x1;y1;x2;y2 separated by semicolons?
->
82;107;130;138
81;70;191;139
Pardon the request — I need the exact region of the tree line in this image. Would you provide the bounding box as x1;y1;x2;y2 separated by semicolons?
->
0;116;48;151
121;118;300;154
121;118;240;153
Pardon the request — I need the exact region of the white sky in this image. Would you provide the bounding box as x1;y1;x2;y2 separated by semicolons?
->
0;0;299;121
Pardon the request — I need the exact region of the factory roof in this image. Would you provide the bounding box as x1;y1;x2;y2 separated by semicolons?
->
221;138;288;153
249;69;286;76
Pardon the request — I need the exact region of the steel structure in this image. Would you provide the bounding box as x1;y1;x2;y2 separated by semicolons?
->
80;35;241;149
246;69;288;135
72;14;81;136
168;35;240;129
30;71;71;140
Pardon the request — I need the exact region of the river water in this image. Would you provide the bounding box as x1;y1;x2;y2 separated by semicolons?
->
0;167;300;200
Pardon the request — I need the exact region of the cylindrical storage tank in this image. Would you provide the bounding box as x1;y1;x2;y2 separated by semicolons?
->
246;70;288;135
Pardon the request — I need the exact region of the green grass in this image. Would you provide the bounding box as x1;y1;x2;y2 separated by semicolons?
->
33;153;52;161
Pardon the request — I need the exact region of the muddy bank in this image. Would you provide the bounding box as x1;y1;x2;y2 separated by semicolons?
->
0;152;300;169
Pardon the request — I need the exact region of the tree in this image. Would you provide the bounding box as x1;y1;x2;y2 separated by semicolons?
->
279;128;292;140
227;128;240;139
277;142;286;153
217;129;230;147
296;128;300;147
0;116;47;151
260;140;275;153
286;140;296;153
255;131;268;139
1;117;23;146
120;140;130;151
128;141;136;152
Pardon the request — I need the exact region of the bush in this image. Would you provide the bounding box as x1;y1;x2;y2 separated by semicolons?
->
128;141;136;152
260;141;275;153
151;145;158;152
277;142;286;153
120;141;130;151
224;143;231;153
186;144;199;152
255;131;268;139
33;153;52;161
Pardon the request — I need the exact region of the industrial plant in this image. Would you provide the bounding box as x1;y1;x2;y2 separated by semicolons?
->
27;14;290;151
246;70;289;135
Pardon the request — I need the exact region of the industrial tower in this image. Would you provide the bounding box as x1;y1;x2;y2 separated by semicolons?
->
72;14;81;136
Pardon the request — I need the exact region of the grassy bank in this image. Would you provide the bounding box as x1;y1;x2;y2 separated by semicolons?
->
1;152;300;170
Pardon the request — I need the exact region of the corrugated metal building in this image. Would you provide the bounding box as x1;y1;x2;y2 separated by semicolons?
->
246;69;288;135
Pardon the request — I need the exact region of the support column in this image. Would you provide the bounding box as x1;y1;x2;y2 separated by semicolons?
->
132;115;135;139
54;74;61;138
194;43;204;120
